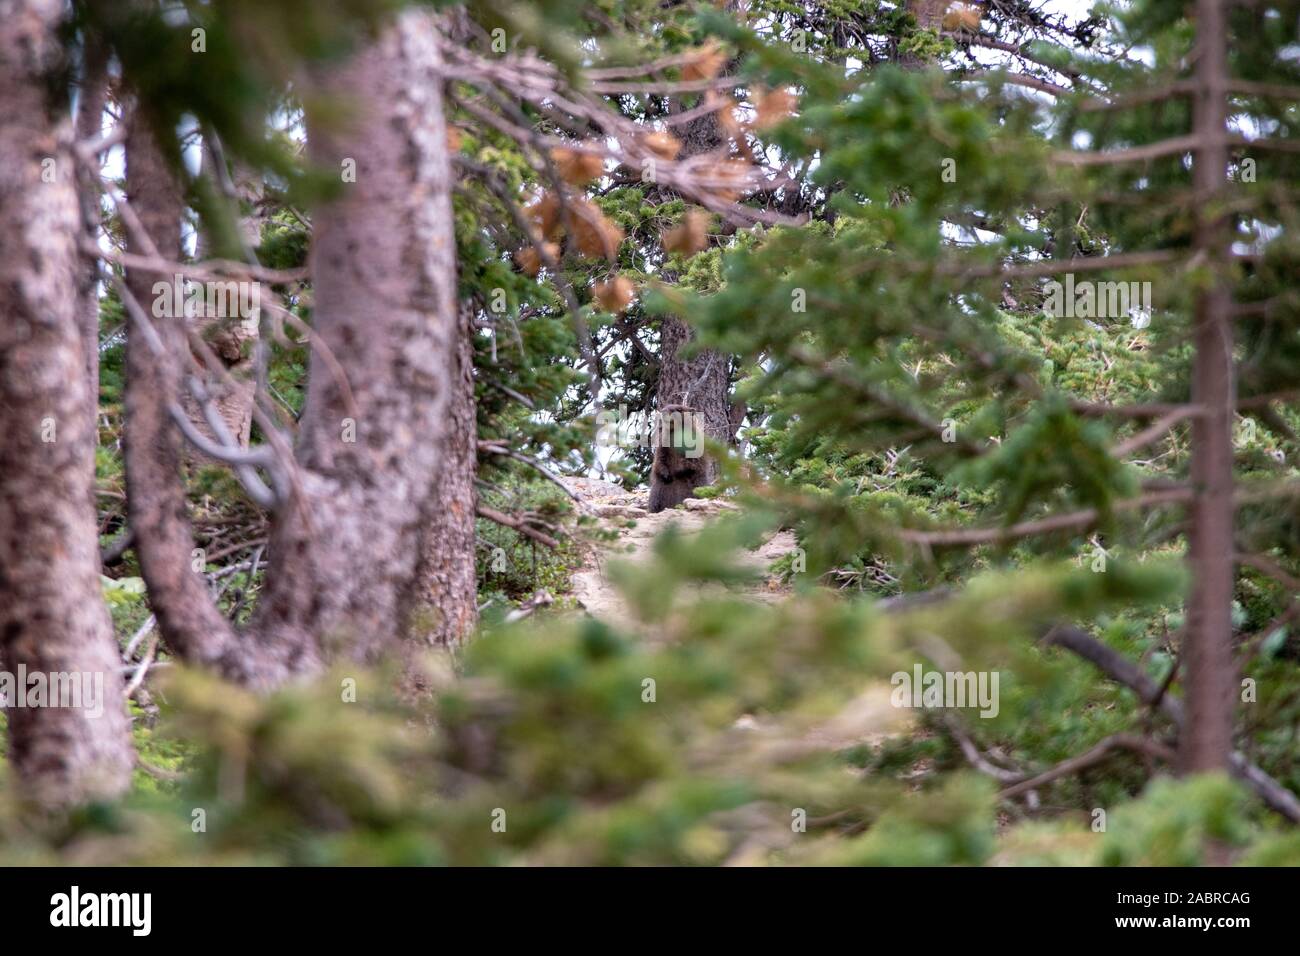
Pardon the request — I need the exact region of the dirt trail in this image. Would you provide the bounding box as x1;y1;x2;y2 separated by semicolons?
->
561;476;798;630
559;478;910;759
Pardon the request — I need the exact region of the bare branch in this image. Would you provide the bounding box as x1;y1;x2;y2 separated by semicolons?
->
959;70;1073;98
476;504;561;548
113;273;286;509
589;76;749;95
83;234;305;285
477;440;585;506
998;733;1177;800
1042;625;1300;822
1236;551;1300;592
1113;406;1202;457
938;249;1182;280
899;486;1192;548
503;590;555;623
166;399;279;509
1077;81;1195;112
1053;134;1201;166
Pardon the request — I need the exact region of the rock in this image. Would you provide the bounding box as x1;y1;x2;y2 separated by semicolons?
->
682;497;738;512
594;504;647;519
560;476;628;498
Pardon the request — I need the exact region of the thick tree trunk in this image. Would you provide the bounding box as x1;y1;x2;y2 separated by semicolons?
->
0;0;134;805
249;8;461;666
122;9;461;686
648;316;733;511
411;302;478;649
648;110;733;512
1181;0;1235;773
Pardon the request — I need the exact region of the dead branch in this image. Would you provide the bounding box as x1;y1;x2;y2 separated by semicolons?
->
124;633;159;698
1113;406;1202;458
959;70;1073;98
1053;134;1200;166
503;589;555;623
901;479;1300;548
1235;551;1300;592
937;249;1181;280
100;528;135;566
83;236;305;285
899;486;1192;548
476;504;561;549
946;715;1025;784
998;733;1177;800
113;273;284;509
477;440;585;507
1042;625;1300;822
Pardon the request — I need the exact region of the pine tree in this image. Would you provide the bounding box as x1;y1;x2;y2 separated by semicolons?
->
0;0;134;805
683;0;1300;786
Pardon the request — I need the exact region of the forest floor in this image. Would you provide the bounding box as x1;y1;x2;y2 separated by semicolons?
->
560;476;798;631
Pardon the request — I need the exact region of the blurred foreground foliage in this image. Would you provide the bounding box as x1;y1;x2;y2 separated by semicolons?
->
4;529;1298;865
25;0;1298;866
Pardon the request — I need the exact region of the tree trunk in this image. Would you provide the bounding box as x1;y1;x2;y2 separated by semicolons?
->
248;7;461;667
122;115;261;679
648;315;733;511
122;9;461;685
74;33;108;397
901;0;950;68
648;109;734;512
0;0;134;806
1181;0;1235;773
411;302;478;649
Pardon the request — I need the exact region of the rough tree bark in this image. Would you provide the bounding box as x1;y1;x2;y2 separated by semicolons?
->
122;8;461;685
900;0;950;68
74;33;109;396
411;302;479;649
648;109;734;512
0;0;134;805
248;9;461;667
1181;0;1235;773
